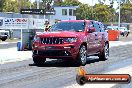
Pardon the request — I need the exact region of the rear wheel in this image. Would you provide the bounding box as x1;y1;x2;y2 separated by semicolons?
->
99;43;109;61
33;57;46;65
76;45;87;66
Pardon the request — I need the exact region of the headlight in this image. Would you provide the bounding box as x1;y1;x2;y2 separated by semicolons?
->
33;36;40;42
64;38;77;43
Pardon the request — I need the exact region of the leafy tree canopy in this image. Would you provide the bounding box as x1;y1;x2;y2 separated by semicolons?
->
1;0;31;12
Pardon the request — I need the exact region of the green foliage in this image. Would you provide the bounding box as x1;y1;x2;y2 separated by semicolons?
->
2;0;132;23
63;0;81;6
94;4;116;22
76;4;92;20
121;3;132;22
1;0;32;12
41;0;52;7
0;0;5;11
120;0;132;3
54;0;81;6
2;0;19;12
54;0;116;22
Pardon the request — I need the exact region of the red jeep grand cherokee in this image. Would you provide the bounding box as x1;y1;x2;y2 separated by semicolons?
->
32;20;109;66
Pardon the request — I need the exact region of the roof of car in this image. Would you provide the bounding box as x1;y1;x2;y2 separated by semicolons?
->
119;27;126;28
107;26;118;28
61;20;92;22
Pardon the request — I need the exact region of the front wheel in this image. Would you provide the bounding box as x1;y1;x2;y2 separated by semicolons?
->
76;45;87;66
33;57;46;65
99;43;109;61
1;37;7;41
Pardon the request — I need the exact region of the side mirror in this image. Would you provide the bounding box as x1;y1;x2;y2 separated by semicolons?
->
88;28;95;33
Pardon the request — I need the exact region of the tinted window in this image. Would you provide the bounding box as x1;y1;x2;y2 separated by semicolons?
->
62;9;67;15
107;26;118;30
73;10;76;16
89;21;94;28
0;19;3;26
69;9;72;16
94;21;100;32
50;22;85;32
99;23;105;32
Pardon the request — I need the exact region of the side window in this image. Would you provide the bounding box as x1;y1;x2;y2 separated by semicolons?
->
62;9;67;15
100;23;105;32
0;19;3;26
89;21;94;28
94;22;100;32
69;9;73;16
98;23;102;32
73;10;76;16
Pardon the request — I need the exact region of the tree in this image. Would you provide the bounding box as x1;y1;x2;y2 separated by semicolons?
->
54;0;63;6
98;0;106;4
54;0;81;6
53;0;85;19
120;0;132;3
2;0;31;12
0;0;5;12
2;0;18;12
94;4;116;22
32;0;53;10
62;0;81;6
76;4;92;20
41;0;51;9
120;3;132;22
53;0;115;22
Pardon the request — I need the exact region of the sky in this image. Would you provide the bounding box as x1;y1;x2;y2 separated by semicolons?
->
30;0;118;8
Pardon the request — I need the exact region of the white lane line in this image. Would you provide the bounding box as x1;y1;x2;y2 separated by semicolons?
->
0;42;17;44
109;41;132;48
0;47;32;64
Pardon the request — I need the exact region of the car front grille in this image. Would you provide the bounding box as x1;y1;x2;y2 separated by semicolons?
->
41;37;64;44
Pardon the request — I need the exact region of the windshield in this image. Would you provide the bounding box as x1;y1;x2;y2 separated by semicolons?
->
107;26;118;30
119;27;127;30
120;28;125;30
50;22;85;32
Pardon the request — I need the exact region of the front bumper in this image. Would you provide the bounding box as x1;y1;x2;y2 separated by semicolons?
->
0;35;7;39
32;44;79;59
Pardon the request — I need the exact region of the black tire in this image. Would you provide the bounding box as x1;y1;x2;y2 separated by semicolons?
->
99;43;109;61
76;45;87;66
1;38;7;41
33;57;46;65
122;33;125;36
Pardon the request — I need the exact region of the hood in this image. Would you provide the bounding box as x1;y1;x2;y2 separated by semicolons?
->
37;31;84;38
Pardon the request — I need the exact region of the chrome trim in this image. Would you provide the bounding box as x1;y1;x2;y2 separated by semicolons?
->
41;37;64;44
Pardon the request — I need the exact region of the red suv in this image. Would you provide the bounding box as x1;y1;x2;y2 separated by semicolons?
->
32;20;109;66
